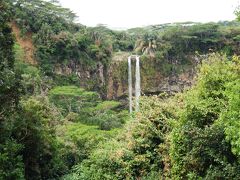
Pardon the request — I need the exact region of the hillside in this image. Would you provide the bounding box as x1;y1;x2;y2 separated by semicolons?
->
9;0;240;98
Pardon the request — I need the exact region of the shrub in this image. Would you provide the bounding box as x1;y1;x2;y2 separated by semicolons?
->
170;54;240;179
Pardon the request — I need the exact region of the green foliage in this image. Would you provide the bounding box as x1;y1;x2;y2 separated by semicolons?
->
49;86;128;130
52;74;81;86
132;22;240;64
170;54;240;179
235;6;240;21
0;140;24;180
112;31;135;51
0;1;24;178
69;54;240;179
56;122;119;170
2;1;240;179
10;0;78;34
218;56;240;156
94;100;121;111
0;0;20;114
49;86;100;116
14;43;25;62
79;100;128;130
48;87;127;176
14;97;67;179
33;27;98;75
8;0;240;96
15;60;42;95
68;140;133;180
84;109;128;131
9;0;115;78
14;43;53;96
71;95;178;179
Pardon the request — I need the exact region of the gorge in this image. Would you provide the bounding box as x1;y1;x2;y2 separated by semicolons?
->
1;0;240;179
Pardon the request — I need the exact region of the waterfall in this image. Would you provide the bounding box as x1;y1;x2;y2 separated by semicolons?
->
128;57;133;113
128;55;141;113
135;56;141;112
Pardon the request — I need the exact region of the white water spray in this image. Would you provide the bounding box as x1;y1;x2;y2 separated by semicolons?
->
135;56;141;112
128;55;141;113
128;57;133;113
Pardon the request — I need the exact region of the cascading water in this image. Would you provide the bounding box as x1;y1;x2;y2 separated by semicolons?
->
128;57;133;113
128;55;141;113
135;56;141;112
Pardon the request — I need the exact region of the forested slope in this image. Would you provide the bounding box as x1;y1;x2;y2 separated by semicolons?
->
9;0;240;98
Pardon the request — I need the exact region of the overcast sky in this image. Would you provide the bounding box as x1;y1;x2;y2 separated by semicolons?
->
59;0;239;29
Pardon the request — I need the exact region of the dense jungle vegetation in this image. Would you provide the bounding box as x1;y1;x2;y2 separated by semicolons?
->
1;0;240;179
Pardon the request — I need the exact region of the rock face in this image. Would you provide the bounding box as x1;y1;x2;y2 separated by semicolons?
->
10;23;202;99
53;53;200;100
54;60;107;96
106;55;197;99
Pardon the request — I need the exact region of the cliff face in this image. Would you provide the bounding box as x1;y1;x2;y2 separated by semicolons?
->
54;60;106;95
12;21;198;98
106;54;197;99
12;21;198;99
53;52;199;100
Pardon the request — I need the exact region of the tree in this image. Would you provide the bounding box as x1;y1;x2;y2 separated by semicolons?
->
134;33;158;57
0;0;24;179
235;5;240;21
14;97;67;179
10;0;78;34
170;54;240;179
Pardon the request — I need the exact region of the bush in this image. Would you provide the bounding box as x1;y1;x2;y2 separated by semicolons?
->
70;94;179;179
69;54;240;179
56;123;119;170
0;141;24;180
170;54;240;179
14;97;67;179
80;101;128;130
49;86;100;116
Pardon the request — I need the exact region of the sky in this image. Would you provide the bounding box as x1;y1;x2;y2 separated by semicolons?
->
59;0;239;29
